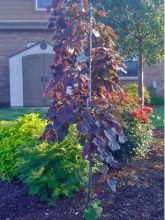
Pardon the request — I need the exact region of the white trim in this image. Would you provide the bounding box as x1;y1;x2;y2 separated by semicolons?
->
120;77;138;80
27;43;36;48
9;43;54;107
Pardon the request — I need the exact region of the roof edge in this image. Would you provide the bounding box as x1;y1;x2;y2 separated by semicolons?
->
9;40;53;59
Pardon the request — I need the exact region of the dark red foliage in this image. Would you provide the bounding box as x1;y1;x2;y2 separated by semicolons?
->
41;0;126;168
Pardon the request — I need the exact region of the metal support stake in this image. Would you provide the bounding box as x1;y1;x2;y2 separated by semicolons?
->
86;2;93;208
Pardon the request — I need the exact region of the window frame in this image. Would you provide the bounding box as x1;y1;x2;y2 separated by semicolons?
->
119;59;138;79
35;0;51;11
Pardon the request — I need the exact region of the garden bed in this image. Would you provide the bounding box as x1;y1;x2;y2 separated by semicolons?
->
0;128;163;220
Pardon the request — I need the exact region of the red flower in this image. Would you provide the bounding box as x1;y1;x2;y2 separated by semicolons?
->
131;110;140;117
141;115;149;123
142;106;153;114
109;92;116;97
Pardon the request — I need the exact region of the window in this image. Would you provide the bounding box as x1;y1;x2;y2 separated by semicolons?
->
36;0;52;10
119;60;138;79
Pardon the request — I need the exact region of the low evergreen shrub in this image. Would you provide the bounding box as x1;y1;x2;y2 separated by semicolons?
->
18;125;88;200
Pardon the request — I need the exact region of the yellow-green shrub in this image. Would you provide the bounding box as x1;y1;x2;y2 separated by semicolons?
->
0;113;89;200
0;114;46;180
123;83;151;104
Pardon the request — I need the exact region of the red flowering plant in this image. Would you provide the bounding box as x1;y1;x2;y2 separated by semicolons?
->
108;91;154;160
130;106;153;123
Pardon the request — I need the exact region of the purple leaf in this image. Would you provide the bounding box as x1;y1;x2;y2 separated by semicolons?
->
108;140;120;151
118;134;127;144
95;120;102;128
77;121;89;133
104;129;112;141
56;124;69;142
107;177;117;193
109;155;119;169
99;164;109;175
46;108;56;119
93;136;107;148
82;143;90;158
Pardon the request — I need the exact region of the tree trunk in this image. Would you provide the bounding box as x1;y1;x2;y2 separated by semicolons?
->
86;159;93;208
138;52;144;106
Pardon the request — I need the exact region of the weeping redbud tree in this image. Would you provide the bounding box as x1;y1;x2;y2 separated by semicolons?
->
42;0;126;206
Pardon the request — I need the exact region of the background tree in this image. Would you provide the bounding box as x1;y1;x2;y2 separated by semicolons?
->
92;0;164;105
42;0;126;206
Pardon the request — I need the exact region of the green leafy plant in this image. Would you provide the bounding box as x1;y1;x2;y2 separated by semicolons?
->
84;199;102;220
0;114;45;180
107;92;154;159
123;84;151;104
114;106;154;160
18;125;88;200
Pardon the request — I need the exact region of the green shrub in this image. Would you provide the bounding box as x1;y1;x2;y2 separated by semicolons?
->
114;108;154;160
18;125;88;200
150;89;164;106
123;83;151;104
84;199;102;220
0;113;93;201
0;114;46;180
108;92;154;160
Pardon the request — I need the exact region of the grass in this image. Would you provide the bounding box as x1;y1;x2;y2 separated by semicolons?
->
152;107;164;128
0;108;47;121
0;107;164;128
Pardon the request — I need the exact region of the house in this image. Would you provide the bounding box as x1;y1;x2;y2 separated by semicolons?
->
120;60;164;98
0;0;164;107
0;0;53;107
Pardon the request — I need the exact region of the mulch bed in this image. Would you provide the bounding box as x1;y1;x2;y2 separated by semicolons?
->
0;129;164;220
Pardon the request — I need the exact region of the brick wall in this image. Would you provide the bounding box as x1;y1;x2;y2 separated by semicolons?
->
144;60;164;97
120;60;164;97
0;29;51;106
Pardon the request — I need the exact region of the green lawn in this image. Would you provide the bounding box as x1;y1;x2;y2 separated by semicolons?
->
0;108;47;121
152;107;164;128
0;106;164;128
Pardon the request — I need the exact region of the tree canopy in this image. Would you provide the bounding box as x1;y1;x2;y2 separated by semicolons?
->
92;0;164;105
93;0;164;63
42;0;126;168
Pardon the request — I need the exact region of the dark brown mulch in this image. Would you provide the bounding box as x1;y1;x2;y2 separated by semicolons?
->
0;129;164;220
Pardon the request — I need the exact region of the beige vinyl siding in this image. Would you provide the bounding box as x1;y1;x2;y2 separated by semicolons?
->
0;0;49;21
